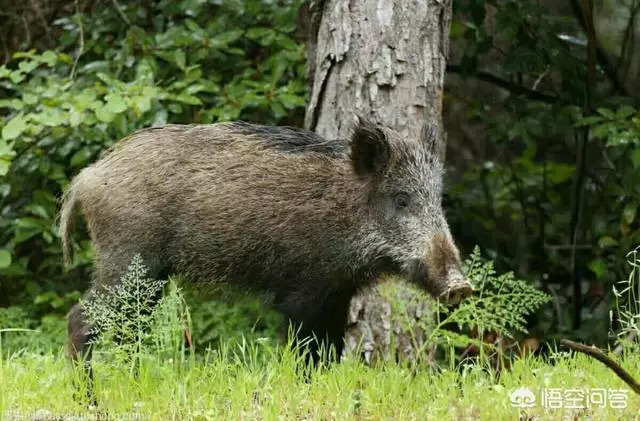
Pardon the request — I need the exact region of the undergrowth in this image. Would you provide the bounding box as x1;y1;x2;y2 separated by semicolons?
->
612;245;640;354
1;337;639;419
0;250;638;419
434;246;550;344
380;246;551;365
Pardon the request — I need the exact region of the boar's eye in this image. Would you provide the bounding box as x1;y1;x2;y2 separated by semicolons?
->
394;192;410;210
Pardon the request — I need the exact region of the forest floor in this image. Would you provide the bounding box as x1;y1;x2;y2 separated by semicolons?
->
1;342;639;420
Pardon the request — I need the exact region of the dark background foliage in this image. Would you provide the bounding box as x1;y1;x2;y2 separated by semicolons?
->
0;0;638;349
445;0;640;344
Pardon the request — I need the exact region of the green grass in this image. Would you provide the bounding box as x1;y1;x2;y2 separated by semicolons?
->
1;340;639;420
2;252;637;420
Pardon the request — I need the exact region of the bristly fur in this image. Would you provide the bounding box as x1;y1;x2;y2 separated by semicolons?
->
225;121;348;157
61;120;468;368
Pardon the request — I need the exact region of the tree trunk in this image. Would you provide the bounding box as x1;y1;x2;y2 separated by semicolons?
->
303;0;453;363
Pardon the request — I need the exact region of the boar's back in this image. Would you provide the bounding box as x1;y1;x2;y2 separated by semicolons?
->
226;121;348;157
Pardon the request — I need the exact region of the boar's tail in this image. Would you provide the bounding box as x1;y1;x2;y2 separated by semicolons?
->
59;179;81;267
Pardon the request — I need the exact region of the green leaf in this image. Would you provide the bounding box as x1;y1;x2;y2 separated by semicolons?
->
16;217;47;230
547;163;574;184
74;89;98;110
13;229;40;244
0;65;10;79
2;114;27;140
70;147;92;168
38;107;67;127
279;93;305;109
632;149;640;168
174;50;186;70
0;158;10;176
210;30;244;47
9;70;25;84
95;106;116;123
173;93;202;105
22;93;38;105
0;99;24;110
588;259;606;279
246;28;276;45
592;123;611;139
69;108;83;127
18;60;39;74
167;103;182;114
615;105;636;119
622;202;637;225
596;108;615;119
598;236;618;248
13;49;36;59
40;50;58;66
0;249;11;268
0;139;12;155
132;96;151;115
575;116;602;127
104;93;128;113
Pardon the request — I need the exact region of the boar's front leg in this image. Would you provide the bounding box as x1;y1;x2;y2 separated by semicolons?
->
288;288;356;364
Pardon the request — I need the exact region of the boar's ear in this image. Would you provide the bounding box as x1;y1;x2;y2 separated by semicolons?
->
420;120;442;161
350;116;391;177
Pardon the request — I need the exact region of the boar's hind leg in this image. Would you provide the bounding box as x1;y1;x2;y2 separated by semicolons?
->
67;301;97;405
66;251;166;404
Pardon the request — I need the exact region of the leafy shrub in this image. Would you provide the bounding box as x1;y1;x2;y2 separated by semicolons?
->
576;107;640;282
0;0;307;312
448;0;640;339
186;286;283;351
432;246;550;344
383;247;550;364
81;254;282;365
0;306;67;356
81;254;173;363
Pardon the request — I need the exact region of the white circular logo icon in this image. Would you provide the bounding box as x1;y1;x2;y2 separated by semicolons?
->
510;387;536;408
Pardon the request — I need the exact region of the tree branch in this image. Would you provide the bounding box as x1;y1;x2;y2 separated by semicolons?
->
569;0;596;331
69;0;84;80
569;0;630;98
561;339;640;395
110;0;130;26
618;1;640;82
446;64;558;104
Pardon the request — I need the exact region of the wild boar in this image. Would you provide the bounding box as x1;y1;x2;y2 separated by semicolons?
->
60;118;472;368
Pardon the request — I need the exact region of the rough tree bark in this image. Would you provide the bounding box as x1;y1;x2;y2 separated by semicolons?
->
303;0;452;363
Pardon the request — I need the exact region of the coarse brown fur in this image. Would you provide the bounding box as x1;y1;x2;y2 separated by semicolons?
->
61;119;471;376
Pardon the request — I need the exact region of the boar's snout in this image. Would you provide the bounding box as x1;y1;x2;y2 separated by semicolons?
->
407;235;474;305
439;276;473;306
